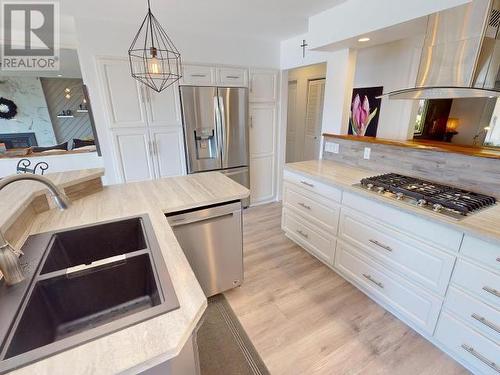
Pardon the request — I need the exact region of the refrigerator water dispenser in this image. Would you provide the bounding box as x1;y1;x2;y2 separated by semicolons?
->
194;128;217;159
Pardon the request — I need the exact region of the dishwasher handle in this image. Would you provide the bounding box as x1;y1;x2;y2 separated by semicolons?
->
166;201;242;227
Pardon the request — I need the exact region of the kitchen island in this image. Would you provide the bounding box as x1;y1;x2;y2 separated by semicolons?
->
0;170;249;374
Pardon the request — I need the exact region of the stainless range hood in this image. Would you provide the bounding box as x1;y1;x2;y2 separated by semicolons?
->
380;0;500;100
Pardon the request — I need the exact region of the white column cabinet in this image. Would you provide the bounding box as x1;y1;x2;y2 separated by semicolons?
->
98;58;185;183
112;128;155;182
249;69;279;205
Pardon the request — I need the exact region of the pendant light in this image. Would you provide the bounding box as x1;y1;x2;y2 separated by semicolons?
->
128;0;182;93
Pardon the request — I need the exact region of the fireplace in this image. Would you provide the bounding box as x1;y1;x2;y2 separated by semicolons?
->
0;133;38;149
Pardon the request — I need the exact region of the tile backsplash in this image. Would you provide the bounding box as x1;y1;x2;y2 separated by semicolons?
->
322;136;500;198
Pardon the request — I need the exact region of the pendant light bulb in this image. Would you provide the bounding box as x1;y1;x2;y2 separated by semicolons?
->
148;47;161;75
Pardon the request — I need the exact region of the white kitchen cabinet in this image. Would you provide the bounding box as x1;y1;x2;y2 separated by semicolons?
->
250;156;274;204
99;59;147;128
249;69;277;102
150;127;185;178
180;64;216;86
249;103;277;204
98;58;185;183
216;67;248;87
112;128;155;182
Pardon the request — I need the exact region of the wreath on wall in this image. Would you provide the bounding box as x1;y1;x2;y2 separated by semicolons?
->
0;97;17;119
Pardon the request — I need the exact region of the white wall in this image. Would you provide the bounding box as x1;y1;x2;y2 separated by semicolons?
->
308;0;471;50
449;98;495;145
286;63;326;162
0;77;57;146
352;38;422;139
280;34;330;70
74;17;280;184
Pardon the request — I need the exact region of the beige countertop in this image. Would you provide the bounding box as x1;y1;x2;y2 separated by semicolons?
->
285;160;500;245
1;170;249;374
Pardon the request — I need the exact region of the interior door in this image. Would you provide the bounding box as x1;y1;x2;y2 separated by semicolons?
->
303;79;325;161
218;87;249;169
180;86;221;173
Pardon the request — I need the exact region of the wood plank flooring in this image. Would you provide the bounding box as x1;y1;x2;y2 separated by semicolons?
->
224;203;469;375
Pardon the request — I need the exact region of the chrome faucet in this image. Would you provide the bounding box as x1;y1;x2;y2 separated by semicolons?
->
0;174;70;286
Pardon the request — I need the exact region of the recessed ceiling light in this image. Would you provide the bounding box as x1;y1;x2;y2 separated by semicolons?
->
358;37;370;42
57;74;62;77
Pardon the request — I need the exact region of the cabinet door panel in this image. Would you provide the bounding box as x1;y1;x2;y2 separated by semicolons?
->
151;128;184;178
250;155;274;204
100;60;146;128
146;85;181;127
249;104;275;156
113;130;154;182
250;70;277;102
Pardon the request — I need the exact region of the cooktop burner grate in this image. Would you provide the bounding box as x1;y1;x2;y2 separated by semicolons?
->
360;173;496;216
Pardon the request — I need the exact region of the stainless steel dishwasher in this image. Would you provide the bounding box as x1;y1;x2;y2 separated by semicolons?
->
166;201;243;297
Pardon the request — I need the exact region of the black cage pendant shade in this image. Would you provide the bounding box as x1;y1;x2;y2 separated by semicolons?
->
128;0;182;93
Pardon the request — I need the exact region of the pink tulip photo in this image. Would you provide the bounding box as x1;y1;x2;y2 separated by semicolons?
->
350;93;378;136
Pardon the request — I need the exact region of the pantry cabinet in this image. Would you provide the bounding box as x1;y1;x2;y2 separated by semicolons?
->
98;58;185;183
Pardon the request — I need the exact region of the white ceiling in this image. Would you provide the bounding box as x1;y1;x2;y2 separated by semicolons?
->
62;0;347;40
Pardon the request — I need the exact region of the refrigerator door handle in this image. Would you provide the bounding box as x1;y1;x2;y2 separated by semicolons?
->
214;95;223;161
218;95;228;165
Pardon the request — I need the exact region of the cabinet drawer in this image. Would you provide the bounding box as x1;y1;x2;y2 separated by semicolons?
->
181;65;216;85
444;287;500;344
283;170;341;202
339;209;455;295
461;235;500;272
436;312;500;375
342;191;463;252
283;183;339;232
282;208;335;264
335;241;442;334
217;67;248;87
452;259;500;310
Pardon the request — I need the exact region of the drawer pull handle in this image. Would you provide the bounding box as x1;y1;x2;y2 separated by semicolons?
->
483;286;500;298
298;202;312;210
362;273;384;288
461;344;500;372
369;239;393;252
226;75;240;79
300;180;314;188
296;229;309;239
471;313;500;334
191;74;207;77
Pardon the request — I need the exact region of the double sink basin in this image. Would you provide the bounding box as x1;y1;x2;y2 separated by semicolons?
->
0;215;179;373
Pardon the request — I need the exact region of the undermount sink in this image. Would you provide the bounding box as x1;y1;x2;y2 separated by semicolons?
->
0;216;179;374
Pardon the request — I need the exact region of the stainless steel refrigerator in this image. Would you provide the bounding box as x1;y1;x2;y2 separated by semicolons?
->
179;86;249;207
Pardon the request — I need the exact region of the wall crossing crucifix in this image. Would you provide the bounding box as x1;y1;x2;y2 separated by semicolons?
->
300;39;308;58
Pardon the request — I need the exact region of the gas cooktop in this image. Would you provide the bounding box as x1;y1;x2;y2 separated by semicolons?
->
355;173;496;220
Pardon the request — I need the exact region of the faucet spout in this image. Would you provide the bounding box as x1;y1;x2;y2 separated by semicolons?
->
0;174;70;286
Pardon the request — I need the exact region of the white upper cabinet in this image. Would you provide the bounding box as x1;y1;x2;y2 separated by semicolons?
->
216;67;248;87
250;70;277;102
181;64;216;86
144;84;181;127
99;59;147;128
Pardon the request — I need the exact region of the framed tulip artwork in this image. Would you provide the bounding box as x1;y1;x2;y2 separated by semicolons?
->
348;86;383;137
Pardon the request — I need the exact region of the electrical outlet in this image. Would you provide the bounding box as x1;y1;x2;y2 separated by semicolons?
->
363;147;371;160
324;142;339;154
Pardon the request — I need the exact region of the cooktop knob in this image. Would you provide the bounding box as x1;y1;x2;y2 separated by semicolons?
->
376;187;385;194
417;199;427;207
396;192;404;200
366;183;374;190
433;203;443;212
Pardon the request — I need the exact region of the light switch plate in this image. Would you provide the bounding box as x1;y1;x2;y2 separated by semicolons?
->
325;142;339;154
363;147;371;159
